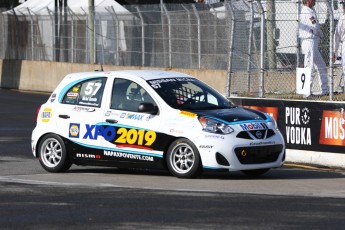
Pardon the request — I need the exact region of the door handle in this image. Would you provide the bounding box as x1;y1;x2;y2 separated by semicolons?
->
58;114;70;119
106;119;118;124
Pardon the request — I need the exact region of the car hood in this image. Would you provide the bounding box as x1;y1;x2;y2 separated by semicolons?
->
192;107;267;123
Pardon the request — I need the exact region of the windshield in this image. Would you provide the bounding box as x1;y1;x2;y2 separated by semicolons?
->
147;77;233;110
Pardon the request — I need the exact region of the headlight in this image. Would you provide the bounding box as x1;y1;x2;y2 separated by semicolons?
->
198;117;234;134
268;115;278;130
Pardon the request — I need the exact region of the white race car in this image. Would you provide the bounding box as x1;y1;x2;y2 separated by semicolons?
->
31;70;285;178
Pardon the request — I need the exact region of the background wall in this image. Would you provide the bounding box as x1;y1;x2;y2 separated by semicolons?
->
0;59;227;93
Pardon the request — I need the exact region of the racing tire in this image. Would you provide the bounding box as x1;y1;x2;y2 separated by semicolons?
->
166;138;201;178
241;168;270;177
38;134;72;173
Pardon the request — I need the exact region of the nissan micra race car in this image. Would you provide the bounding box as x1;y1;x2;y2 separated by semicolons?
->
31;70;285;178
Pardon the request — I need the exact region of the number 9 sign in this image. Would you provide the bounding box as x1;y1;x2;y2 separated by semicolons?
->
296;68;311;96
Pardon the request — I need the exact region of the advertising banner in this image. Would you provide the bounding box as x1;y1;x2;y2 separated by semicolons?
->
231;98;345;154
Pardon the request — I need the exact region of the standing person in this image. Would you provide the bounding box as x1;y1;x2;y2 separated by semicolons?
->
334;1;345;91
298;0;329;96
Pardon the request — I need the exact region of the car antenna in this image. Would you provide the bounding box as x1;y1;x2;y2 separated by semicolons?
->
95;44;105;72
95;64;104;72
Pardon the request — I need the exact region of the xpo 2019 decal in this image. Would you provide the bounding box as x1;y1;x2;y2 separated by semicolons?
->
231;98;345;154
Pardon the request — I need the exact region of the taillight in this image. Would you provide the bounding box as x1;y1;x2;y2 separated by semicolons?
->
35;106;41;122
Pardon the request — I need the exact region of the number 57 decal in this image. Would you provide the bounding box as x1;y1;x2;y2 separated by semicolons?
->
84;81;102;96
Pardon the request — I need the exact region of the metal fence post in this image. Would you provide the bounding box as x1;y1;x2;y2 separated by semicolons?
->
296;1;301;70
26;8;34;60
256;0;265;98
88;4;95;64
266;0;277;69
247;1;254;92
163;4;172;68
326;1;334;100
47;8;55;62
210;6;217;54
225;1;234;97
192;4;201;69
107;6;120;66
1;14;3;58
136;6;145;66
12;9;19;59
181;4;192;67
160;1;166;67
71;10;74;63
97;14;105;66
67;8;74;63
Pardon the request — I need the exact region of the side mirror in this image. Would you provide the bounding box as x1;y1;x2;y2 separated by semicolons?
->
138;103;158;114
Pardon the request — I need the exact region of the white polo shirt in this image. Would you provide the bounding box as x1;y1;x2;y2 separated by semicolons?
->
298;5;323;40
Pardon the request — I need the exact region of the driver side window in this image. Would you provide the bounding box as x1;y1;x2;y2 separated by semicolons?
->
111;78;156;112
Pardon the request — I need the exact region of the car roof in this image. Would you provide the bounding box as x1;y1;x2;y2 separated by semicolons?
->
65;70;195;81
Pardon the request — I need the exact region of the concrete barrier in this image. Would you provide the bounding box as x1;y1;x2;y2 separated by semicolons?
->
0;59;228;94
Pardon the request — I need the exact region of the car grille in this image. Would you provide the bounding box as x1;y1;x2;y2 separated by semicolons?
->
234;144;283;164
236;129;275;140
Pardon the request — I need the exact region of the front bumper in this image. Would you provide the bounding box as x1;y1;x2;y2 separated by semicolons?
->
196;131;285;171
234;144;284;165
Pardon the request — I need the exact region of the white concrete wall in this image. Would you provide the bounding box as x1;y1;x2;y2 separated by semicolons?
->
0;60;228;94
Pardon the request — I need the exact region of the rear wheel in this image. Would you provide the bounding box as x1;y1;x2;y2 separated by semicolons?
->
166;138;201;178
38;134;72;172
241;168;270;177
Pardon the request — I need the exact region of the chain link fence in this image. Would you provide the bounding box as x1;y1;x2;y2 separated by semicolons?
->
0;1;344;101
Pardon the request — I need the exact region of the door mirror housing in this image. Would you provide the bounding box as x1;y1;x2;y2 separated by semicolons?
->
138;103;158;114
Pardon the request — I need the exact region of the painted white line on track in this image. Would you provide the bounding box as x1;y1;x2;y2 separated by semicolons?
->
1;175;345;198
0;137;28;142
0;175;251;195
0;176;118;188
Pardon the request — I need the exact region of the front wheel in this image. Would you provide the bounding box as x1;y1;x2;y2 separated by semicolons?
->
38;134;72;172
166;138;201;178
241;168;270;177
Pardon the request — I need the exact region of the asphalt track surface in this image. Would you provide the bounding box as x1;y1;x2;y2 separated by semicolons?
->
1;88;345;229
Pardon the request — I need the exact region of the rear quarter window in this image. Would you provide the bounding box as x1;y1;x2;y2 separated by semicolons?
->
62;78;106;107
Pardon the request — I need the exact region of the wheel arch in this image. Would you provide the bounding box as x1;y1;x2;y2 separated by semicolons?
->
162;136;204;167
164;137;203;178
36;133;72;172
34;133;69;158
162;136;180;169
